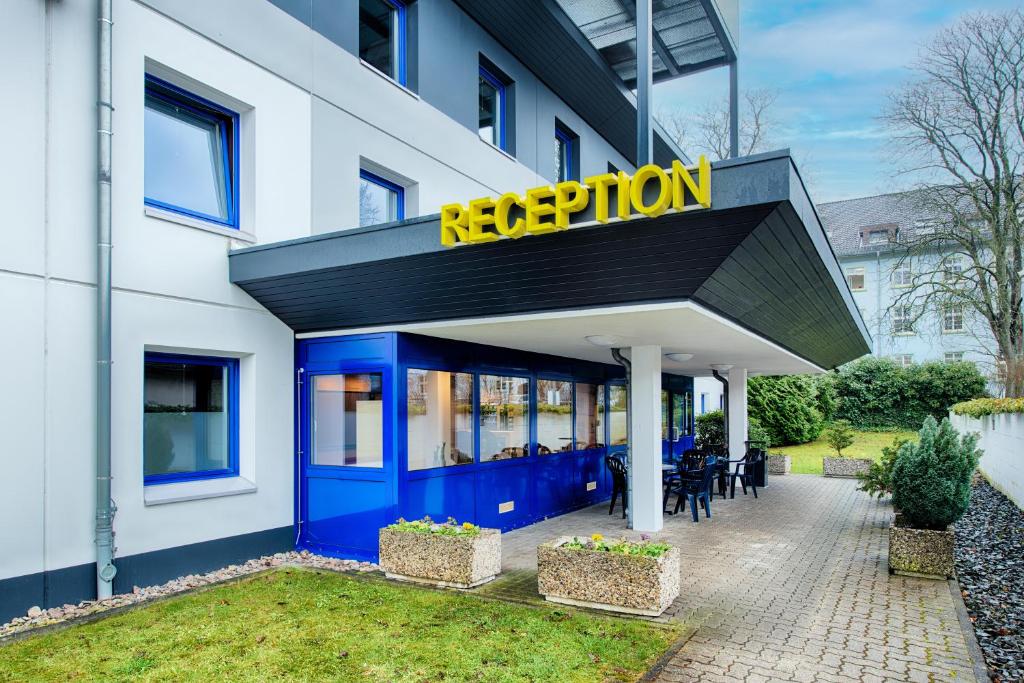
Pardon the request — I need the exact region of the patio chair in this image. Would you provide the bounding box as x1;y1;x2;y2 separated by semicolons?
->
729;448;765;499
606;454;628;518
667;456;717;522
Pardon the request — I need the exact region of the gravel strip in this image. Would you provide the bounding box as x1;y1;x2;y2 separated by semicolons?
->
955;479;1024;682
0;551;377;640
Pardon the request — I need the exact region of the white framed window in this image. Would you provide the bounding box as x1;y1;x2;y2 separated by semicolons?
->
894;354;914;368
862;228;890;246
846;267;865;291
892;265;912;288
942;304;965;333
944;256;965;282
944;352;965;363
892;305;914;335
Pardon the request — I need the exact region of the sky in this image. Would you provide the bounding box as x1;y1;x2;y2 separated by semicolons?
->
654;0;1021;203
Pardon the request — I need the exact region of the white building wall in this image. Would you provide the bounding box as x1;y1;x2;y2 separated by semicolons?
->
951;412;1024;511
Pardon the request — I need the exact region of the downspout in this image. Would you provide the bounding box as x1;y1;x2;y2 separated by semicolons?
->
711;369;729;450
875;250;882;355
610;348;633;527
95;0;117;599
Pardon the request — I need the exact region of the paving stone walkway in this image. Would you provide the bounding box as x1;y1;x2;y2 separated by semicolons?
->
484;475;984;683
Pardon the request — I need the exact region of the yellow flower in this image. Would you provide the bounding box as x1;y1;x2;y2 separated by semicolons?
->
462;522;475;530
591;533;604;542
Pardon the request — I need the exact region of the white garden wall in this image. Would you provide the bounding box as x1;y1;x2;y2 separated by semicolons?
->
951;412;1024;510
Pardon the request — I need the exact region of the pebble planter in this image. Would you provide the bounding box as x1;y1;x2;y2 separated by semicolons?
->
822;456;872;478
889;519;955;579
766;454;791;475
378;527;501;589
537;537;680;616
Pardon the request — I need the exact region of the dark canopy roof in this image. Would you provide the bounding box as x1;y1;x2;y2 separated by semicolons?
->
230;151;870;370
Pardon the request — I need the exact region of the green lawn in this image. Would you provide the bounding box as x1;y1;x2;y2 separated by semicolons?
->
773;429;917;474
0;568;679;682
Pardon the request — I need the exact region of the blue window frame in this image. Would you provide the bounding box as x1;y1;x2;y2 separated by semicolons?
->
478;64;507;151
143;353;239;485
144;75;239;228
359;169;405;227
359;0;407;85
555;123;577;182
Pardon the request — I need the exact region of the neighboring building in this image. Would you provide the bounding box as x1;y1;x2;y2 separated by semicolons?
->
818;190;991;369
1;0;868;623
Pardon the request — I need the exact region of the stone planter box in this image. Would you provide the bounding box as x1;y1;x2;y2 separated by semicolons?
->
767;454;791;475
889;519;954;579
378;527;501;589
822;457;872;478
537;537;680;616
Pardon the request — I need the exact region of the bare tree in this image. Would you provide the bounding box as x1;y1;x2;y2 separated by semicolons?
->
659;88;777;161
884;10;1024;396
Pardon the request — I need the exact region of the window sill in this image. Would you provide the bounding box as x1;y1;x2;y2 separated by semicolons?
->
144;476;256;506
359;60;419;100
850;288;866;293
145;206;256;244
478;136;517;162
942;330;965;335
892;332;916;337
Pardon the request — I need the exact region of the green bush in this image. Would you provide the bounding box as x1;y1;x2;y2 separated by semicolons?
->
856;437;909;498
833;357;986;430
747;417;771;448
747;375;825;446
951;397;1024;418
890;416;981;530
695;410;725;449
824;420;855;456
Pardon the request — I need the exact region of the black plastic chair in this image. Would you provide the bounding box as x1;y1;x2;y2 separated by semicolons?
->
730;449;765;499
606;455;628;518
667;456;717;522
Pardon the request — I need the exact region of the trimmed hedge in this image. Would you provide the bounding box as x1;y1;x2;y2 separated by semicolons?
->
829;357;987;430
951;397;1024;418
747;375;825;446
695;410;724;449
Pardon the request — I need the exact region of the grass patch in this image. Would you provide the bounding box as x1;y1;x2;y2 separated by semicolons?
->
773;429;917;475
0;568;679;682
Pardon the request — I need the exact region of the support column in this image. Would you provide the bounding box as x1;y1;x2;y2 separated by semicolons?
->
729;60;739;159
636;0;653;167
727;367;748;459
629;345;663;532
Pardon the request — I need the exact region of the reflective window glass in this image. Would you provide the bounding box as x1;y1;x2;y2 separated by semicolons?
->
359;0;403;82
537;379;572;454
407;370;474;470
575;383;604;449
312;373;384;467
479;375;529;461
609;385;628;446
359;171;403;226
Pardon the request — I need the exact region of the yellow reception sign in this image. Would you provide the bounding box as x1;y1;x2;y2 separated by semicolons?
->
441;157;710;247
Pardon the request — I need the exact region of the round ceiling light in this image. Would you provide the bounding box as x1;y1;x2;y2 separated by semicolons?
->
584;334;623;347
665;353;694;363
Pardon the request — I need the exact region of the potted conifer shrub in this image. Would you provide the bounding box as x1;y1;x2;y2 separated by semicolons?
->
537;534;679;616
379;517;501;588
822;420;872;477
889;417;980;579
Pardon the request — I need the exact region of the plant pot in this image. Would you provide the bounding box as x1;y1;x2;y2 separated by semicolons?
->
536;537;680;616
888;519;954;579
378;527;501;588
766;454;791;475
822;457;872;478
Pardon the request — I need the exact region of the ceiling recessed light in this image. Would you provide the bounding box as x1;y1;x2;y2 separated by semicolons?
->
665;353;694;362
710;363;734;372
584;335;623;347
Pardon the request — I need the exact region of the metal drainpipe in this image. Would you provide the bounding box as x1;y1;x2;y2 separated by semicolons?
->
95;0;117;599
610;348;633;527
711;369;729;450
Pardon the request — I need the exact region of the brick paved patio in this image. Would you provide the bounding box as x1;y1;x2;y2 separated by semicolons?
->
478;475;985;682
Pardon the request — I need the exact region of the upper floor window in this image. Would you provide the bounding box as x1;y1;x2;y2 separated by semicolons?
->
555;121;579;182
846;267;865;291
944;256;965;282
892;265;912;288
359;169;404;227
861;228;891;246
479;60;511;152
894;354;914;368
359;0;407;85
144;75;238;228
892;305;914;335
943;304;965;333
945;352;965;363
143;353;239;484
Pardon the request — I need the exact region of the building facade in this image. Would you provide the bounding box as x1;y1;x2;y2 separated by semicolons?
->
1;0;866;622
818;191;991;369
